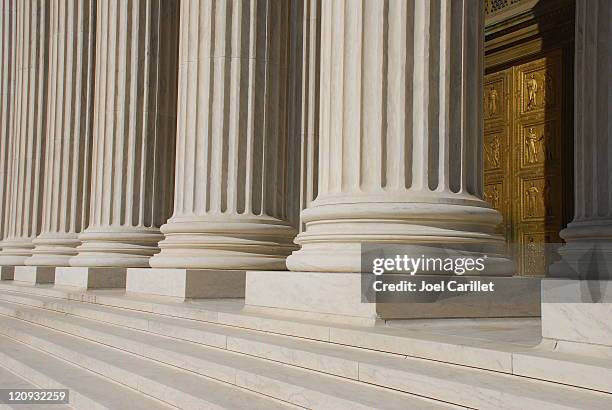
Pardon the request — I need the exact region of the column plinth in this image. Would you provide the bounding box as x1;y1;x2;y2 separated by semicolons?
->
286;0;512;275
69;0;178;269
149;0;297;271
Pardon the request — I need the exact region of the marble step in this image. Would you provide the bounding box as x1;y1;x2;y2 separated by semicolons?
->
1;289;611;395
0;288;519;372
511;348;612;394
0;334;170;410
0;306;448;410
0;282;521;372
0;291;402;379
1;300;610;409
0;315;301;410
0;365;71;410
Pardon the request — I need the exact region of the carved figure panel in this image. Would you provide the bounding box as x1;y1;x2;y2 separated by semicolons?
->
520;177;557;221
484;78;505;121
484;183;503;212
484;134;503;171
518;61;559;114
520;121;558;168
483;51;569;276
520;231;551;276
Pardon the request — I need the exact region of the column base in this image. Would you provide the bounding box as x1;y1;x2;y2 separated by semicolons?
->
287;202;515;274
246;271;541;324
542;278;612;351
0;266;14;280
26;233;80;267
70;228;163;268
55;267;126;289
0;238;35;266
549;222;612;279
13;266;55;284
150;217;297;270
126;268;245;299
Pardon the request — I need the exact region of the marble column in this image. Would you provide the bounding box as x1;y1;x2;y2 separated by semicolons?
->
0;1;13;244
0;0;49;266
70;0;178;268
26;0;95;267
0;1;14;278
286;0;512;274
149;0;297;270
551;0;612;279
541;0;612;352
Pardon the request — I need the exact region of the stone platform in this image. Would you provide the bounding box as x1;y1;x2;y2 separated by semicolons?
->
0;280;609;409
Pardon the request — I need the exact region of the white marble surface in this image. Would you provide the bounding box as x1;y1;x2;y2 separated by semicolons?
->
542;279;612;346
127;268;245;299
13;266;55;284
55;267;126;289
246;271;378;320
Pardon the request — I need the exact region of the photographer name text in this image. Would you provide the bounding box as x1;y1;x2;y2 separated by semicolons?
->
373;279;495;293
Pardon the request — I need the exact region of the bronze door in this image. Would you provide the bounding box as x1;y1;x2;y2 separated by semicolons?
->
484;52;567;276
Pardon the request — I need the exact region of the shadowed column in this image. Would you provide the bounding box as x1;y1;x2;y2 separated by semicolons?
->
551;0;612;278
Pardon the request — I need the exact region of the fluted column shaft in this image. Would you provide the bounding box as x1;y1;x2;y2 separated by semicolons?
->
150;0;297;270
287;0;512;273
0;0;49;266
553;0;612;278
70;0;178;268
0;1;14;245
295;0;320;233
26;0;95;267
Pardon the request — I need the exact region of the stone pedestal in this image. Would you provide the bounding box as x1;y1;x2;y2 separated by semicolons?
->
127;269;245;299
55;267;126;289
148;0;297;272
246;271;540;324
27;0;95;267
70;0;179;268
246;271;378;325
542;279;612;352
286;0;512;274
0;266;14;281
14;266;55;284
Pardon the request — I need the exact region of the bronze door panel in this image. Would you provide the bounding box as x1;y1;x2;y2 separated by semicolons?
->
484;51;567;275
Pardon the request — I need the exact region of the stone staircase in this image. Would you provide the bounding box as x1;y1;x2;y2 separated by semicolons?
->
0;282;610;409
